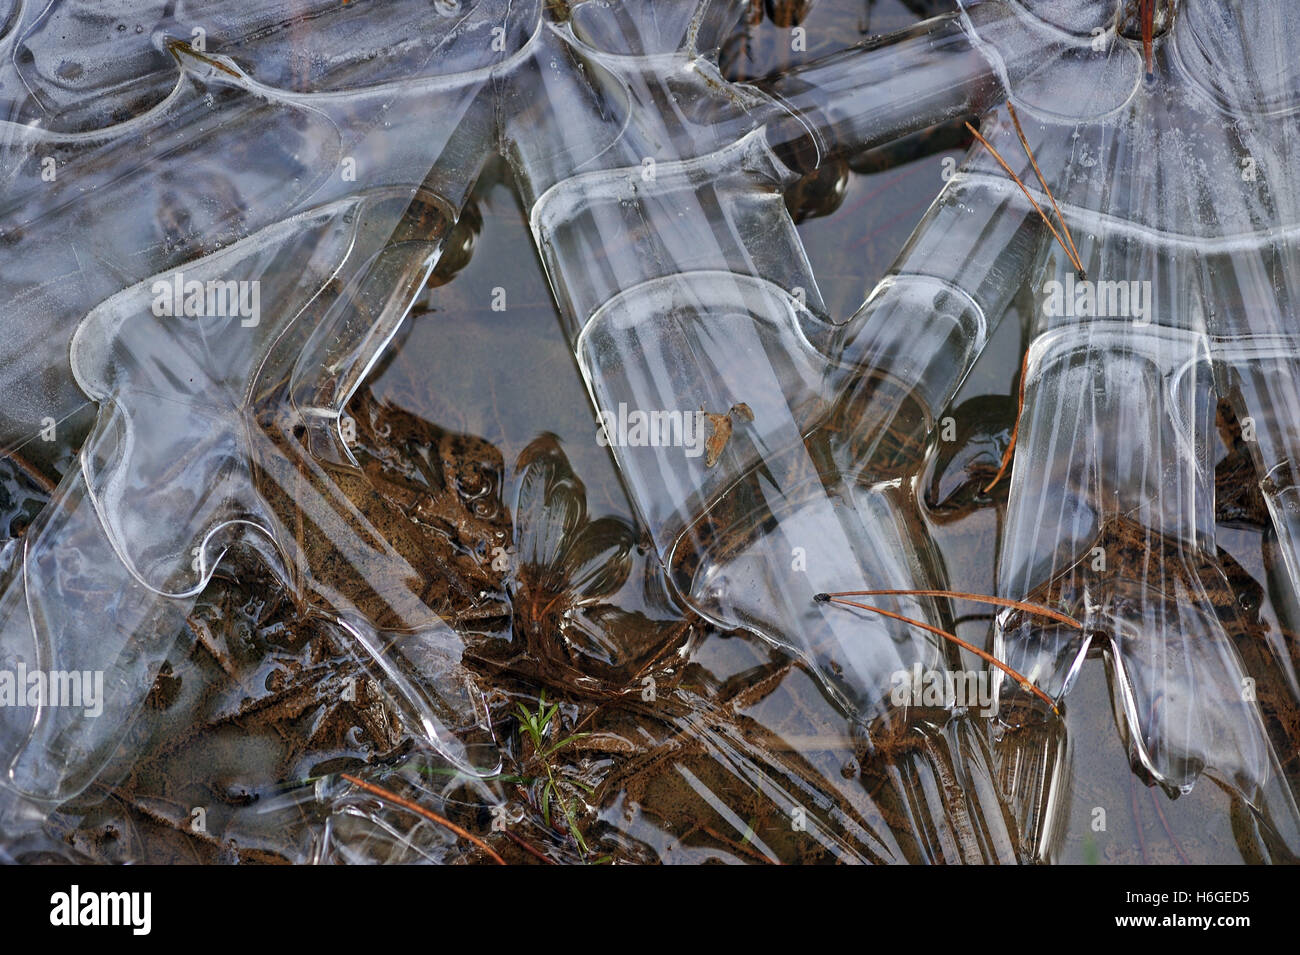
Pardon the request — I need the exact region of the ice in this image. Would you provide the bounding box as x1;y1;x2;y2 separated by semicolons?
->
2;0;1299;862
0;0;533;800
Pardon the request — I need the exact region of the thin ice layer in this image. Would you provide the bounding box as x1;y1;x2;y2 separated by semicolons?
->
957;0;1300;836
0;0;541;800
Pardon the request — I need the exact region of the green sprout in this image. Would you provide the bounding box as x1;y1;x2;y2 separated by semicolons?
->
515;690;593;857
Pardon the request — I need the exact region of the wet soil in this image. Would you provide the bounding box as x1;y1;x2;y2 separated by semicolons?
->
2;0;1297;864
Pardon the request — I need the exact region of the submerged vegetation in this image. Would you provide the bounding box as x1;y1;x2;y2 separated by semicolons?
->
0;0;1297;865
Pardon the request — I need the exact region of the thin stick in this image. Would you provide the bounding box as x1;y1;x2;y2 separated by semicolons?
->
340;773;507;865
818;587;1081;629
984;348;1031;493
1;450;57;495
700;823;779;865
1006;102;1084;278
503;828;557;865
1141;0;1155;78
814;594;1060;715
965;121;1084;278
165;38;242;78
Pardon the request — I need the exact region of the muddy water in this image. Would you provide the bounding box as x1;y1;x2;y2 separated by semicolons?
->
2;0;1291;863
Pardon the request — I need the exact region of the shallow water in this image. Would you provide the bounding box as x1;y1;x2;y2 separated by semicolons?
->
1;0;1296;863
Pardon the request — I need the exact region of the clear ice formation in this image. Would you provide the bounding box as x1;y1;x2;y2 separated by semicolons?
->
970;0;1300;837
0;0;540;799
0;0;1297;860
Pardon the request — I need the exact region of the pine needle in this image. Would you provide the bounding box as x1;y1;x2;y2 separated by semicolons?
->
341;773;507;865
814;594;1061;715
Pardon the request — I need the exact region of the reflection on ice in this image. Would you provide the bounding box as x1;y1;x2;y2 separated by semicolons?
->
1;0;1300;863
